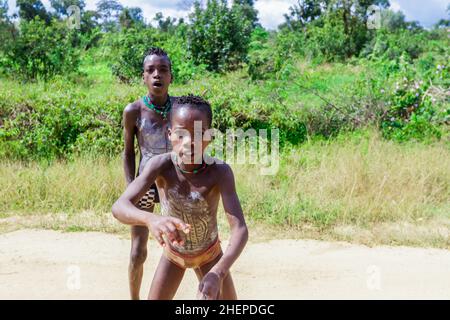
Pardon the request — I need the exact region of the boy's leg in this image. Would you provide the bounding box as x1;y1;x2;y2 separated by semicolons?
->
129;208;152;300
194;253;237;300
148;255;186;300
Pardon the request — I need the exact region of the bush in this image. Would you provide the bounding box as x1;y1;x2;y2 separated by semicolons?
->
109;27;158;83
0;78;129;160
247;27;276;80
374;54;449;142
109;27;205;84
361;29;427;61
3;17;80;80
380;76;448;142
187;0;254;72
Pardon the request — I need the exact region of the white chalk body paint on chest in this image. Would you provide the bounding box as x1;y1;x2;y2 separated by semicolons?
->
161;186;218;255
136;117;171;173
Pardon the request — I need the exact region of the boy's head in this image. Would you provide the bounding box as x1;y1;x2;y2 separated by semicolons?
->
169;95;213;164
142;47;173;97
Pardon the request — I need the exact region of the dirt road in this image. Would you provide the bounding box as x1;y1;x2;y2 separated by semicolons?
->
0;229;449;299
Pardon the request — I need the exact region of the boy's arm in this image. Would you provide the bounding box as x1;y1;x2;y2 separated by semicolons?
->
123;104;136;185
112;155;191;246
198;164;248;299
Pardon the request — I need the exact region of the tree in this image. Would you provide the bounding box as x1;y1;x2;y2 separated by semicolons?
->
119;7;144;29
5;17;80;79
283;0;323;30
17;0;51;24
284;0;391;30
281;0;391;60
233;0;259;28
50;0;86;17
96;0;123;31
0;0;17;56
80;10;101;34
127;7;144;24
49;1;101;36
188;0;257;71
0;0;8;21
380;9;407;31
153;12;177;32
230;0;257;61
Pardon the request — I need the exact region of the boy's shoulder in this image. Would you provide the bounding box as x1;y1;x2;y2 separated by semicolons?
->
153;152;176;170
123;99;143;117
141;152;174;175
208;159;234;178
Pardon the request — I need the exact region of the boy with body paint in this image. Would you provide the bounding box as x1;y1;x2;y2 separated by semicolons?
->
113;95;248;299
122;47;174;299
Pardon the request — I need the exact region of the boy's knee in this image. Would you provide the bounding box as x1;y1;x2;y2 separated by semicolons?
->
130;247;147;266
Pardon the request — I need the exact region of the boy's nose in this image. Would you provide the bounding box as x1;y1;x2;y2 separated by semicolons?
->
181;135;192;146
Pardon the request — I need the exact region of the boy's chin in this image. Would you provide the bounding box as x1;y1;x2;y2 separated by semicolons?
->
148;86;168;96
180;154;203;165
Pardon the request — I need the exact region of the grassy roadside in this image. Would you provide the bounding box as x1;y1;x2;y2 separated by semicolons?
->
1;129;449;248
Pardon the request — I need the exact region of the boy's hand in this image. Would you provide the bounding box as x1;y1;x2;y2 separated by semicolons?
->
197;272;222;300
146;215;191;247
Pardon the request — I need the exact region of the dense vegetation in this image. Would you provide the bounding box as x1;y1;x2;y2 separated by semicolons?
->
0;0;448;161
0;1;449;247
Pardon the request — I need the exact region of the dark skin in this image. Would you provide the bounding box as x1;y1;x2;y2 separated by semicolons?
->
122;54;174;300
112;108;248;300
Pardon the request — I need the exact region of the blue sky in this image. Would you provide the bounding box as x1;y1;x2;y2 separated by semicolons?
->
7;0;450;29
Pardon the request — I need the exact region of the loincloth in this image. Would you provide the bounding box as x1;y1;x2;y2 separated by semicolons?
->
163;237;222;269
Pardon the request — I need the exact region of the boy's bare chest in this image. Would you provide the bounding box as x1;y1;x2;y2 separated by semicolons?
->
165;177;218;204
160;177;220;253
159;170;220;211
135;110;170;152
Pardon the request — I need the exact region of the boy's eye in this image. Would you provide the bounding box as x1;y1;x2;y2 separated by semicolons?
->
173;131;186;139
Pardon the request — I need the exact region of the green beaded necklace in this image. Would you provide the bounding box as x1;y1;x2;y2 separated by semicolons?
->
143;95;172;119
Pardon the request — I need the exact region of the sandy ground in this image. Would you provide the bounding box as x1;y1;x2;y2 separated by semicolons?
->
0;229;449;300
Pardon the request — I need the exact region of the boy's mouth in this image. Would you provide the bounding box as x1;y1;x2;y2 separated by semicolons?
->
152;82;163;88
180;150;202;164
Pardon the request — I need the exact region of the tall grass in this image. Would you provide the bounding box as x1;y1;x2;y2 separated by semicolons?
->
0;156;124;214
236;129;449;227
1;129;448;246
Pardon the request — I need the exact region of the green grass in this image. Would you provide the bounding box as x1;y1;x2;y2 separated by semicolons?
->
1;50;449;247
1;129;449;247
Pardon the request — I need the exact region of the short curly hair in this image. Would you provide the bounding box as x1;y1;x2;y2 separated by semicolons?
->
143;47;171;71
171;94;213;127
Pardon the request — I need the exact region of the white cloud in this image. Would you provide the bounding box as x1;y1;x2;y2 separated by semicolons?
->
255;0;295;29
117;0;188;25
390;0;449;27
390;1;401;12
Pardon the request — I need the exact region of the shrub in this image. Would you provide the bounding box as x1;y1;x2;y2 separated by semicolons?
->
187;0;254;72
4;17;80;80
380;76;448;142
109;27;205;84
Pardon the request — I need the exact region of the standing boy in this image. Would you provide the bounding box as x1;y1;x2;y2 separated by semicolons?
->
113;95;248;299
122;47;174;299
